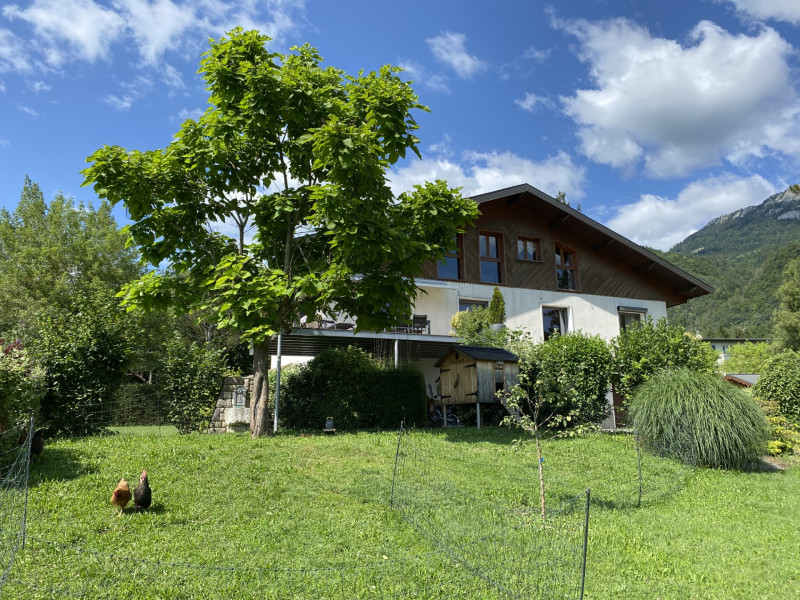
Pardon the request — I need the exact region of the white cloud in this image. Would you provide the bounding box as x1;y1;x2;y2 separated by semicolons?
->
559;18;800;178
606;173;776;250
161;63;185;89
104;94;134;111
3;0;125;66
17;104;38;116
398;60;451;94
721;0;800;24
515;93;553;113
426;31;487;79
113;0;198;64
0;28;30;72
389;148;586;201
523;46;551;62
177;107;205;122
31;80;51;92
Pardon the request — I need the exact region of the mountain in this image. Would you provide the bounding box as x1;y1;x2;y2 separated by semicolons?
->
661;187;800;338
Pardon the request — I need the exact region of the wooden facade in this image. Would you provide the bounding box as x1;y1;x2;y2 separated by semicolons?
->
436;346;519;406
421;185;712;307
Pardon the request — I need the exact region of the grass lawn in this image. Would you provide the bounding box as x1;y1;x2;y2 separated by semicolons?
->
3;427;799;599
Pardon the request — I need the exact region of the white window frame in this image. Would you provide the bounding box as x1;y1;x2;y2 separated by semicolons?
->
542;306;569;340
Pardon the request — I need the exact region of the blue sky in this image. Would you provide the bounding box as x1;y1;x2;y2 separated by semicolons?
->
1;0;800;250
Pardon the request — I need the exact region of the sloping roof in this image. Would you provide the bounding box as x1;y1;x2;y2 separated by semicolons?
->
470;184;714;305
724;374;760;387
435;345;519;366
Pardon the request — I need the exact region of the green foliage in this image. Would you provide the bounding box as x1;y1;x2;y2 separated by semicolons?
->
35;296;128;437
0;177;141;334
0;339;44;447
758;398;800;456
527;332;612;426
487;287;506;324
631;368;768;469
111;383;163;426
611;317;718;401
280;347;426;430
774;256;800;350
450;306;527;349
722;342;775;374
753;350;800;422
160;338;229;434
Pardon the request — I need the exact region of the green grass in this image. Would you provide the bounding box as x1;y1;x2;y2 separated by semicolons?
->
4;428;799;599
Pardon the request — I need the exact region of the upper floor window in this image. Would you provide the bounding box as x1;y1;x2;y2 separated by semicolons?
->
542;306;568;341
479;231;503;283
437;234;463;280
555;243;578;290
517;236;541;262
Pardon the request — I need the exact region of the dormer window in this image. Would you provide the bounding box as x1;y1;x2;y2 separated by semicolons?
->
555;243;578;290
517;236;541;262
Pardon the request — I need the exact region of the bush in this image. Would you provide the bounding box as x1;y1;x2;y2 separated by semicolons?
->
611;317;717;401
280;347;426;430
722;342;775;375
759;399;800;456
36;299;128;437
161;338;229;434
631;368;768;469
0;338;44;452
753;350;800;422
526;332;612;426
111;383;163;426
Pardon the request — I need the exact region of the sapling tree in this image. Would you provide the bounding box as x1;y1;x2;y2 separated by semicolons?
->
82;29;478;436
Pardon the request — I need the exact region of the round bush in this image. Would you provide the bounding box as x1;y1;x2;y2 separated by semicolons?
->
753;350;800;422
631;368;768;469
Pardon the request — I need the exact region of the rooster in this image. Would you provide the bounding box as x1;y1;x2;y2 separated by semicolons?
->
133;470;151;511
110;479;132;516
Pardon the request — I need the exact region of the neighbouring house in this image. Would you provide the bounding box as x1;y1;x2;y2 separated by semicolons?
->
703;337;770;363
268;183;713;429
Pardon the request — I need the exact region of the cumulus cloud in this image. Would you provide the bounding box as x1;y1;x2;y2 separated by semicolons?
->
559;17;800;178
4;0;125;66
398;60;451;94
426;31;487;79
720;0;800;24
0;28;30;72
606;173;776;250
113;0;198;64
389;148;586;201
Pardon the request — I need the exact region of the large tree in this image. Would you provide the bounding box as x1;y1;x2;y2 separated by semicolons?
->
82;29;478;436
775;257;800;351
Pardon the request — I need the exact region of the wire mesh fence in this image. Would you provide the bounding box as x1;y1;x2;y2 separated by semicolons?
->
0;420;32;592
391;426;591;600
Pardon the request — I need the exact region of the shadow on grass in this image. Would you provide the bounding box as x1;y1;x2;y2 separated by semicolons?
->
27;448;98;486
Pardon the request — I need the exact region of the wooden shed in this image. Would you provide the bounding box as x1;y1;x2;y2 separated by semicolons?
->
435;346;519;427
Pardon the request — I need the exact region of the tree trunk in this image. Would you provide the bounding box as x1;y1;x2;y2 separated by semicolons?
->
250;340;271;437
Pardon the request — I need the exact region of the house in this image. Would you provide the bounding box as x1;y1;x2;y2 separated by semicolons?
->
269;183;713;427
703;337;769;363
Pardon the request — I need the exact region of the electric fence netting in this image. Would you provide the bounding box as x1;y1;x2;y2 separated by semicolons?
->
390;426;591;600
0;420;32;592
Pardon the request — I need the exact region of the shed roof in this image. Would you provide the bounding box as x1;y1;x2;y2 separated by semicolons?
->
724;374;760;387
435;345;519;366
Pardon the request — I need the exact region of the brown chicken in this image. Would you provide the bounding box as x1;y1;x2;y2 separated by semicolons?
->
110;478;132;516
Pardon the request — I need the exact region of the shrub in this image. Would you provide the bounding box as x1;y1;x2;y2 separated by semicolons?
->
526;332;612;426
488;286;506;324
111;383;163;426
160;338;229;434
36;299;128;437
0;338;44;452
280;347;426;430
759;399;800;456
611;317;717;401
753;350;800;422
631;368;768;469
722;342;775;375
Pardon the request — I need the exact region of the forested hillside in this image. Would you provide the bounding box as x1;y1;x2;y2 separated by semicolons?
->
661;187;800;337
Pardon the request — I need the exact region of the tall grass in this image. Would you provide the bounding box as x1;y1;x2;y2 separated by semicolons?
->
631;368;769;469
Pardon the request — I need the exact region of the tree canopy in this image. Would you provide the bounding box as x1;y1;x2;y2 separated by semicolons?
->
82;29;479;435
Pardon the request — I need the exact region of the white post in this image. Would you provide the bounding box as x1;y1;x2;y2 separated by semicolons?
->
394;338;399;368
274;330;283;433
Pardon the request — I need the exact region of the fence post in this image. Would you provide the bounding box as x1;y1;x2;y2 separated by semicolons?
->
579;487;590;600
390;421;405;509
635;430;643;508
21;417;34;551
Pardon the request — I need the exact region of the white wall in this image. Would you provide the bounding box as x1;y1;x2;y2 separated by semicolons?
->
417;279;667;342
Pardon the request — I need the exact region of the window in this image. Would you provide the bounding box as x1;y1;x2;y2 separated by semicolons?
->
437;234;463;280
517;236;541;262
618;307;646;332
459;299;488;313
479;232;503;283
555;243;578;290
542;306;568;340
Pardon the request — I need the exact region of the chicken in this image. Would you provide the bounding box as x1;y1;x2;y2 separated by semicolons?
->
110;478;131;516
30;429;45;456
133;470;151;511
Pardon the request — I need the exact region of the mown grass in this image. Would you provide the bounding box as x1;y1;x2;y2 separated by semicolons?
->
4;427;799;599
